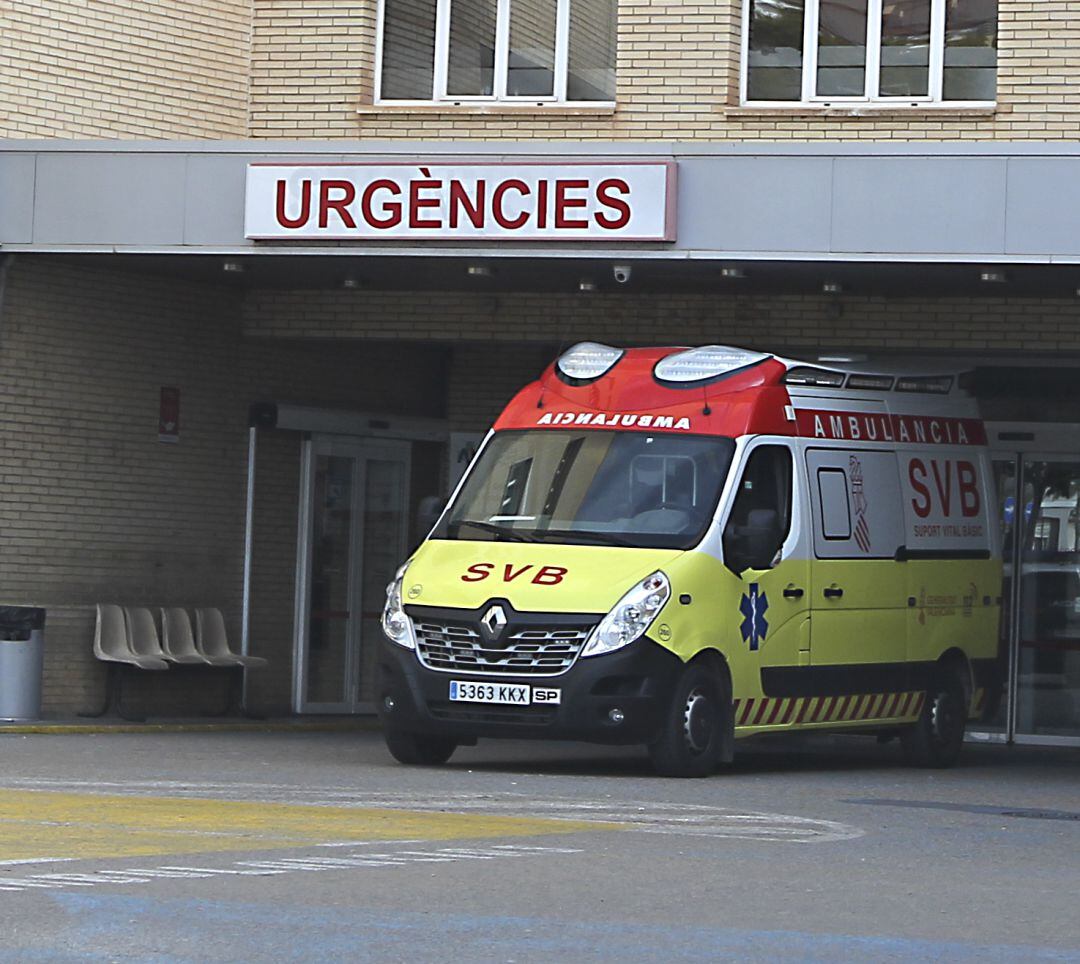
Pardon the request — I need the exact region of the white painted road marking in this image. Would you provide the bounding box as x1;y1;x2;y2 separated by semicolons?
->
0;843;582;893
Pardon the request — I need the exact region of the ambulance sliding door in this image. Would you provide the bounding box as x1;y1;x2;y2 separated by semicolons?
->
806;449;907;667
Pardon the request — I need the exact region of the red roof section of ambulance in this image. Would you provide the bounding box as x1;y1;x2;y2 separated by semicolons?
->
494;347;795;437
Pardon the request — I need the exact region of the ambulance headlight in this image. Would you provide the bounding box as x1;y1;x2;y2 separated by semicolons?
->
582;571;670;658
381;561;415;649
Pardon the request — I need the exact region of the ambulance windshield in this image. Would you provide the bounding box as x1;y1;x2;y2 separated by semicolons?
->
435;430;736;549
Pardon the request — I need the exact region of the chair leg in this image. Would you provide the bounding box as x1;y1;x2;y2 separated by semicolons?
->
78;662;117;718
115;667;147;723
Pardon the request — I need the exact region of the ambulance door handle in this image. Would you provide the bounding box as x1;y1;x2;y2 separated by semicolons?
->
823;586;844;599
783;586;804;599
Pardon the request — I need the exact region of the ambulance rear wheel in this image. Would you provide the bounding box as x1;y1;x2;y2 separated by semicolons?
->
383;727;457;766
648;663;728;778
900;673;966;768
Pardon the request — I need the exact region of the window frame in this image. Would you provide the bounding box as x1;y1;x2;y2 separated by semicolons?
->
721;442;795;569
374;0;615;107
739;0;996;109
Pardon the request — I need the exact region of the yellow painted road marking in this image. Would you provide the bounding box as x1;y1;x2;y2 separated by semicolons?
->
0;790;618;863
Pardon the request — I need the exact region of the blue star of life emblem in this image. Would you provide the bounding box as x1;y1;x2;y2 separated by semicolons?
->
739;583;769;651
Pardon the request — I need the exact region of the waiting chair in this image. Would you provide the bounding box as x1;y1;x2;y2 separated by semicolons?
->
161;607;232;665
83;604;168;720
94;604;168;670
195;608;267;669
123;607;172;664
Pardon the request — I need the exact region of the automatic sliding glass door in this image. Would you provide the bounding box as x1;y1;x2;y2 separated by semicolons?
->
294;437;411;713
1014;458;1080;741
982;429;1080;745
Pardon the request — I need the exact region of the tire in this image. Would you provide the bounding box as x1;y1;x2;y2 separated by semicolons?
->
383;727;457;766
648;662;730;778
900;672;967;768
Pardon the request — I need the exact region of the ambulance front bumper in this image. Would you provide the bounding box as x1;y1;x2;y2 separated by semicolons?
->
377;635;684;745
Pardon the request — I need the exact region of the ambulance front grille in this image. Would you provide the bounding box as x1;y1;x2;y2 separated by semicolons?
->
414;622;591;677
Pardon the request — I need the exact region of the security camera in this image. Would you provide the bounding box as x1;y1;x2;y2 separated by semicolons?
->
613;265;632;284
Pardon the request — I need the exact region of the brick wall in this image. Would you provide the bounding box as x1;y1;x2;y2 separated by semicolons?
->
0;258;445;716
248;0;1080;142
2;1;1076;141
0;0;250;138
243;288;1080;357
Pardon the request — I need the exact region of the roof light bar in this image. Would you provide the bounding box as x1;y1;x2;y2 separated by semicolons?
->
846;374;895;391
555;342;624;384
896;375;953;395
782;366;845;388
654;346;770;385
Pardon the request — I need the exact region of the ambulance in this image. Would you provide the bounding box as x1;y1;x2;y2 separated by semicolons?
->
379;344;1002;776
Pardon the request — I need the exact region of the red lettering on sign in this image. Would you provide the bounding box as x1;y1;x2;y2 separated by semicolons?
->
408;172;442;229
554;179;589;229
532;566;568;586
492;179;530;229
958;460;980;517
318;180;357;229
910;459;932;518
595;178;631;229
461;563;493;583
503;564;534;582
536;179;549;229
361;179;402;229
449;179;485;229
276;179;311;229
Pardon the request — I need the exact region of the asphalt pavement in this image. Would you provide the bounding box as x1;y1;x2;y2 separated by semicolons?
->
0;729;1077;962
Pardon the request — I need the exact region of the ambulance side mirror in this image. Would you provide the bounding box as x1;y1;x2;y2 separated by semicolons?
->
731;508;783;573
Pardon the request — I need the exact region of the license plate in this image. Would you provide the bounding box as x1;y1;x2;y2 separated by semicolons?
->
448;681;560;705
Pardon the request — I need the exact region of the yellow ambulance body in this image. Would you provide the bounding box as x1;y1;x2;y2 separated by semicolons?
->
379;344;1002;776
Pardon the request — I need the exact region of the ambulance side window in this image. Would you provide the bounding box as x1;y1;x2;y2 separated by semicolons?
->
818;468;852;539
722;445;792;571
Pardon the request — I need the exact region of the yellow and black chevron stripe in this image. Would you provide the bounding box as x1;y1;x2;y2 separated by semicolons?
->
734;691;926;729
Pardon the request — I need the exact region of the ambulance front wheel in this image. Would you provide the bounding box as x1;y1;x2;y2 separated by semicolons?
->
383;726;457;766
648;662;731;778
900;672;966;768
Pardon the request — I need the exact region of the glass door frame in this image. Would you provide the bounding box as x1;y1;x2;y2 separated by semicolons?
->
976;421;1080;747
292;434;412;714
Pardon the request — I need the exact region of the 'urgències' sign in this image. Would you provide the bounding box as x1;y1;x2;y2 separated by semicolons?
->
244;163;676;241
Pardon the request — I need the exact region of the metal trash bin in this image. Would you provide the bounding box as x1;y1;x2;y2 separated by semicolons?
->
0;606;45;721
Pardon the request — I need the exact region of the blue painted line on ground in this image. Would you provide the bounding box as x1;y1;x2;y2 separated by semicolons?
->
0;893;1073;964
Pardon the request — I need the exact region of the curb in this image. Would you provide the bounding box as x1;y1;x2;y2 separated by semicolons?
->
0;718;382;736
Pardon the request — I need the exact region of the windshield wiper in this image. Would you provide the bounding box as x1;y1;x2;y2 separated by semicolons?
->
451;519;539;542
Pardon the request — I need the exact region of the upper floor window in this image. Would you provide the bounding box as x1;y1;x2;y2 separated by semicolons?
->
377;0;616;105
742;0;997;106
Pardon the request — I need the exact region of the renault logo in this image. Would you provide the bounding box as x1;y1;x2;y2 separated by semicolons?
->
480;604;508;642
